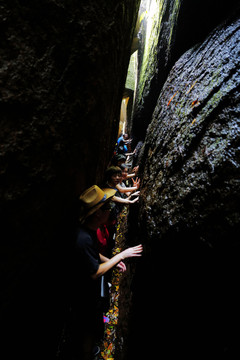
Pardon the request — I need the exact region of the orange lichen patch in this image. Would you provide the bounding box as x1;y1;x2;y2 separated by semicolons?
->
191;99;200;107
167;91;178;106
191;118;197;126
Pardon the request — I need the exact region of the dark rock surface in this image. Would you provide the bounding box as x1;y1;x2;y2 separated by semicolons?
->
126;12;240;358
0;1;140;358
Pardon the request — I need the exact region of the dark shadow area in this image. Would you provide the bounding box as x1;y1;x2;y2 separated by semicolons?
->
125;216;240;358
173;0;240;61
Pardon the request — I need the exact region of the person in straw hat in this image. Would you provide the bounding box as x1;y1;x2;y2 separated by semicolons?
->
69;185;143;360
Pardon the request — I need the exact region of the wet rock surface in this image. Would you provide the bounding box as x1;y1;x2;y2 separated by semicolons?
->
140;13;240;245
131;0;240;144
127;12;240;358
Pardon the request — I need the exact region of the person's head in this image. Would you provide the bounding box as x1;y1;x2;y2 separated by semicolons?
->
115;153;126;166
111;154;126;166
79;185;116;225
105;166;122;187
117;158;126;167
101;197;118;225
120;164;128;180
117;140;125;155
94;200;115;226
123;133;128;141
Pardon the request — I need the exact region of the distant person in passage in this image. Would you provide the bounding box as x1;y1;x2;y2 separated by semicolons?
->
110;153;127;167
116;133;129;147
120;164;140;195
103;166;140;206
70;185;143;360
115;133;132;156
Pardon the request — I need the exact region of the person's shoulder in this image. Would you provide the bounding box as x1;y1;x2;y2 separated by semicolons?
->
117;135;123;144
104;182;117;190
76;227;92;248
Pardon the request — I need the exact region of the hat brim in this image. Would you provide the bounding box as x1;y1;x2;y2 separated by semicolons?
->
80;188;116;222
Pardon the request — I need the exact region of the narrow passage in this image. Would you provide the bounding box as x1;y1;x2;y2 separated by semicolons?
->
100;206;129;360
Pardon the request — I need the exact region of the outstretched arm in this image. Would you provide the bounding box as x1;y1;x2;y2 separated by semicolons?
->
112;195;139;204
99;253;126;272
126;166;139;179
116;183;138;194
92;245;143;279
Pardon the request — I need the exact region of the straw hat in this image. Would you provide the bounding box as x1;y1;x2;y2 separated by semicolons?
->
79;185;116;222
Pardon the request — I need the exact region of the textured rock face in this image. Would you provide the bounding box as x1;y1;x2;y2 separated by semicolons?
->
140;15;240;245
132;0;181;141
131;0;240;144
127;13;240;358
0;1;140;357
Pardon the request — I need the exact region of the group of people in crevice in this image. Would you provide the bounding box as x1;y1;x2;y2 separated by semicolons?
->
69;134;143;360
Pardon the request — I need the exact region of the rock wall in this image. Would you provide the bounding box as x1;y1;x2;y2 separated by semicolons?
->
131;0;240;145
141;14;240;245
126;6;240;359
0;1;140;358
